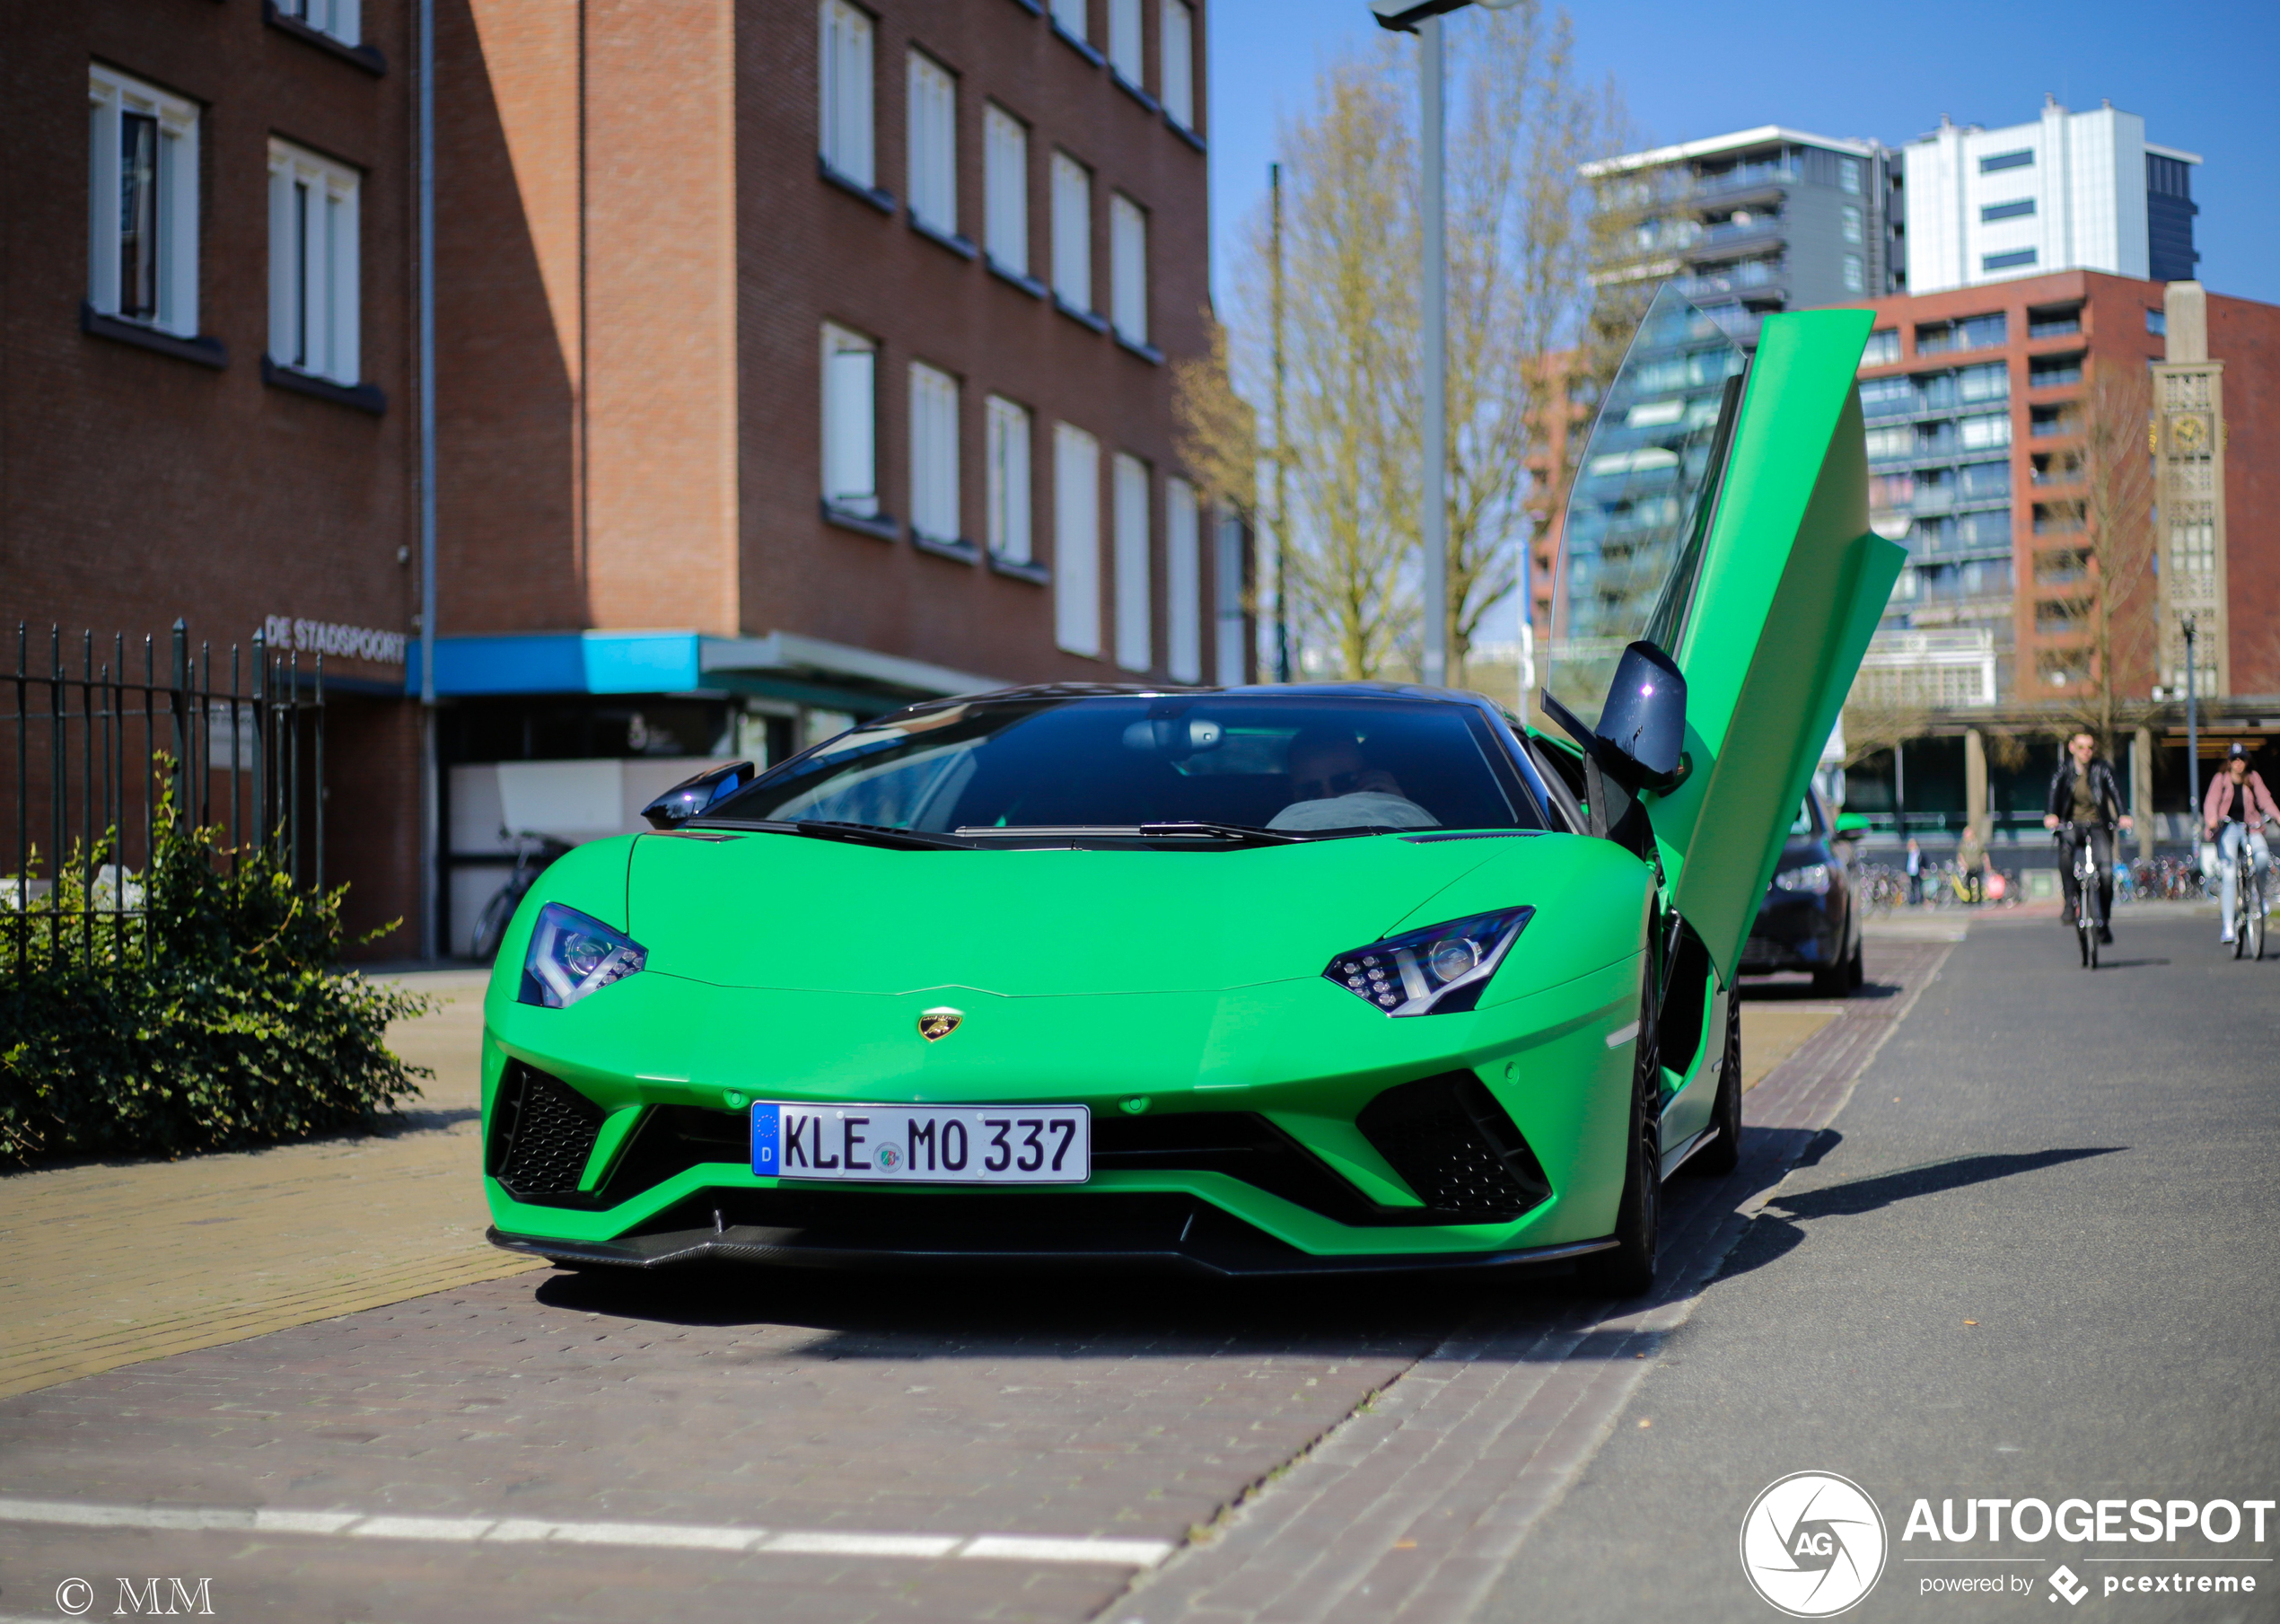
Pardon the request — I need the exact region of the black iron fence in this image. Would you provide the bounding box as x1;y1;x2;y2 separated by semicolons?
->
4;621;326;970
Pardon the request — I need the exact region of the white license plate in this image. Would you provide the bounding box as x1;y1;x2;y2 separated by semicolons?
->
751;1102;1091;1184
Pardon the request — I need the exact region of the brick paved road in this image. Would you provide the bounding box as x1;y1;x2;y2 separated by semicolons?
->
0;951;1941;1624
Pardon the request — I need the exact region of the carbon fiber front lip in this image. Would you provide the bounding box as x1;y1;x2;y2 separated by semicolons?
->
486;1223;1617;1279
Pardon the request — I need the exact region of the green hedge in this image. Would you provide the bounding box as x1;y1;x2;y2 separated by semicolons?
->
0;795;431;1170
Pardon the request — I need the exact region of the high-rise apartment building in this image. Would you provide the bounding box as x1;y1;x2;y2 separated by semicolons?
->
1903;99;2199;294
1583;127;1903;345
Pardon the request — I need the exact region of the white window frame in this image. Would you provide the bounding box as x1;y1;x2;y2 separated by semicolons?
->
1160;0;1196;130
273;0;361;46
1050;0;1090;44
819;0;875;189
1113;452;1152;672
87;64;199;338
1108;0;1144;85
1165;476;1201;682
1051;151;1092;313
983;103;1029;277
986;395;1033;564
908;361;961;545
1054;424;1101;657
1110;194;1149;347
906;49;957;237
267;140;362;386
821;323;880;518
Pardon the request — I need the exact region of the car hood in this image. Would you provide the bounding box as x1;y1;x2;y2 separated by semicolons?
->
626;830;1547;996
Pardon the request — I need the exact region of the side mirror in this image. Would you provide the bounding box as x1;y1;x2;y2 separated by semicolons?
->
1540;641;1689;798
1593;642;1688;794
641;760;756;829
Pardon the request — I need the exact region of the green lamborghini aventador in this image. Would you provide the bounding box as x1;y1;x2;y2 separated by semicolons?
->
478;292;1903;1295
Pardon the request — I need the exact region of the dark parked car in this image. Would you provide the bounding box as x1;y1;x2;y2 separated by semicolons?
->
1741;787;1863;994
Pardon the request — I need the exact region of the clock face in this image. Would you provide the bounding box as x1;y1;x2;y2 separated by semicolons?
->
2170;413;2212;454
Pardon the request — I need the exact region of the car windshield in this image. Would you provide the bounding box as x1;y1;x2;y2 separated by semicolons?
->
700;696;1543;838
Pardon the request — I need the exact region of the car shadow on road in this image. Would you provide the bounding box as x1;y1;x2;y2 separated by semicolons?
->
1712;1145;2126;1284
1739;976;1902;1002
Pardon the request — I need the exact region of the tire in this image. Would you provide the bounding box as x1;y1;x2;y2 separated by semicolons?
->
1574;989;1662;1298
470;882;522;963
1684;996;1742;1179
1846;935;1865;991
2079;927;2091;968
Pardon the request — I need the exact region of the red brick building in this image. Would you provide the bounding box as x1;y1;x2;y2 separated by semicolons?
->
0;0;425;943
5;0;1234;956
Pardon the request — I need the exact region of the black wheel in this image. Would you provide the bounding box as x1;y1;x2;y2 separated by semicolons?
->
2088;930;2099;970
1574;988;1662;1297
2233;906;2249;961
2249;884;2267;961
1846;935;1865;991
1684;996;1741;1179
2079;926;2091;968
470;882;522;963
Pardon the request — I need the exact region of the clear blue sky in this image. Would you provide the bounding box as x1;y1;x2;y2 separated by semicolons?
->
1205;0;2279;311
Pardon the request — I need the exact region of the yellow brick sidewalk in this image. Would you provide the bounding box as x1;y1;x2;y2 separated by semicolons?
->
0;969;539;1400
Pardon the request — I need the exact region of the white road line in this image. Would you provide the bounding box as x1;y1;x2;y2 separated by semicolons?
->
0;1498;1172;1567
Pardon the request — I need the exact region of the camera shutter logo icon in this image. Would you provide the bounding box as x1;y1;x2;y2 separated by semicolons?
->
1740;1472;1888;1617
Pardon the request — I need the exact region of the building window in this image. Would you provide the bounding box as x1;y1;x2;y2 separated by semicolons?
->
2029;354;2083;389
1838;156;1862;194
1960;461;2011;500
1108;0;1144;85
986;395;1032;563
274;0;359;45
2145;308;2167;336
984;103;1029;276
1959;411;2011;451
1110;194;1149;346
1165;476;1201;682
1981;198;2036;223
908;362;961;545
906;50;956;236
1050;0;1089;45
1979;149;2033;174
1113;452;1152;672
267;141;360;385
1160;0;1196;129
1051;151;1092;312
821;323;879;518
1842;254;1863;294
819;0;875;189
1841;205;1863;243
1860;329;1900;368
86;65;199;337
1055;424;1101;656
1863;425;1912;461
1958;362;2009;403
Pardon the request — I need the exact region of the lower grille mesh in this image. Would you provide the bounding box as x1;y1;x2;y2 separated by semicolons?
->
493;1065;605;1198
1356;1072;1552;1221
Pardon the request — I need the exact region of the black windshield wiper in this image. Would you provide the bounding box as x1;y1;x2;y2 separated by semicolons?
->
1136;821;1307;846
949;822;1307;847
693;818;974;851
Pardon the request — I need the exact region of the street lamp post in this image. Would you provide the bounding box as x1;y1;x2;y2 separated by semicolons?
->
2183;614;2200;834
1372;0;1519;689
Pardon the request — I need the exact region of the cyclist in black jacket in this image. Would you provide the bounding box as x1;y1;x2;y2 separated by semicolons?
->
2043;732;2133;943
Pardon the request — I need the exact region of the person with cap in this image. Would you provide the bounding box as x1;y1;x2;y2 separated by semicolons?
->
2203;743;2278;944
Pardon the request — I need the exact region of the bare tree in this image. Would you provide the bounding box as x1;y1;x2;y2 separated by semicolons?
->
1171;312;1258;524
2043;360;2159;756
1219;7;1626;682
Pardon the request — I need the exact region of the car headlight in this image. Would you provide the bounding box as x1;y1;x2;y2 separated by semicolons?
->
1772;863;1832;895
519;902;648;1008
1323;907;1534;1017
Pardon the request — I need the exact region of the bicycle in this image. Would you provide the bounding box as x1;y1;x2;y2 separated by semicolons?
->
469;831;572;961
2058;824;2109;970
2217;821;2271;962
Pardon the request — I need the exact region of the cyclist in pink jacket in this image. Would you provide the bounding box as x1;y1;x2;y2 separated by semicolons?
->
2204;744;2278;944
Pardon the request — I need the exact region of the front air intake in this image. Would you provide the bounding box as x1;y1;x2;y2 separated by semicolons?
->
1356;1072;1552;1221
489;1064;605;1199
